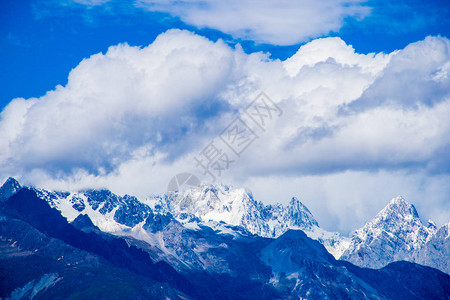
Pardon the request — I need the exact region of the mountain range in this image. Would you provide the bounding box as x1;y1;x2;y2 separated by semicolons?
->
148;184;449;275
0;177;449;299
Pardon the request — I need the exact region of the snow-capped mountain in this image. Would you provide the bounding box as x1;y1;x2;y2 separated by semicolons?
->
10;179;348;259
340;196;449;274
144;184;350;258
0;179;257;273
2;178;448;275
2;178;449;299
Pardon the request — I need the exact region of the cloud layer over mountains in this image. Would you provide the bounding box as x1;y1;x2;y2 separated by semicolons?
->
1;30;449;232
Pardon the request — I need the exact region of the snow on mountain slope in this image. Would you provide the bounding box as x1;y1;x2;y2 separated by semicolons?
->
413;221;450;274
340;196;447;272
11;184;258;273
146;184;318;235
0;178;448;275
34;188;144;233
305;226;351;258
145;184;349;258
2;179;347;260
4;184;449;300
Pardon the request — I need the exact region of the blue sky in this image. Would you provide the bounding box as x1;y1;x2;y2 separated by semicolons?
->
1;0;450;233
1;0;449;109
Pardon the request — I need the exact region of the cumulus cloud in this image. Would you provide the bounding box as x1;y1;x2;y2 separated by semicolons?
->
1;30;450;232
350;36;450;110
283;37;392;77
135;0;369;45
0;30;238;175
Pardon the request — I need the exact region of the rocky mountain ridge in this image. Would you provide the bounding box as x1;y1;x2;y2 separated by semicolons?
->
1;178;448;275
1;178;449;299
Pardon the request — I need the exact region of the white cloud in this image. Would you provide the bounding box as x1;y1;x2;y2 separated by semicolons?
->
1;30;450;232
0;30;239;175
71;0;112;6
283;37;392;77
136;0;370;45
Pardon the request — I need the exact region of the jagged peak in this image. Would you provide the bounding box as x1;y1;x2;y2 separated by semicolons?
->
378;196;420;220
286;197;319;227
0;177;22;201
388;195;408;206
351;195;428;241
152;183;320;236
289;196;300;204
1;177;21;189
289;197;312;212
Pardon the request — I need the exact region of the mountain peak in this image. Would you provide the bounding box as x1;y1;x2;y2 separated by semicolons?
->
0;177;22;202
286;197;319;228
341;195;438;270
389;195;407;205
378;196;420;221
149;184;324;240
1;177;21;189
289;196;301;205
